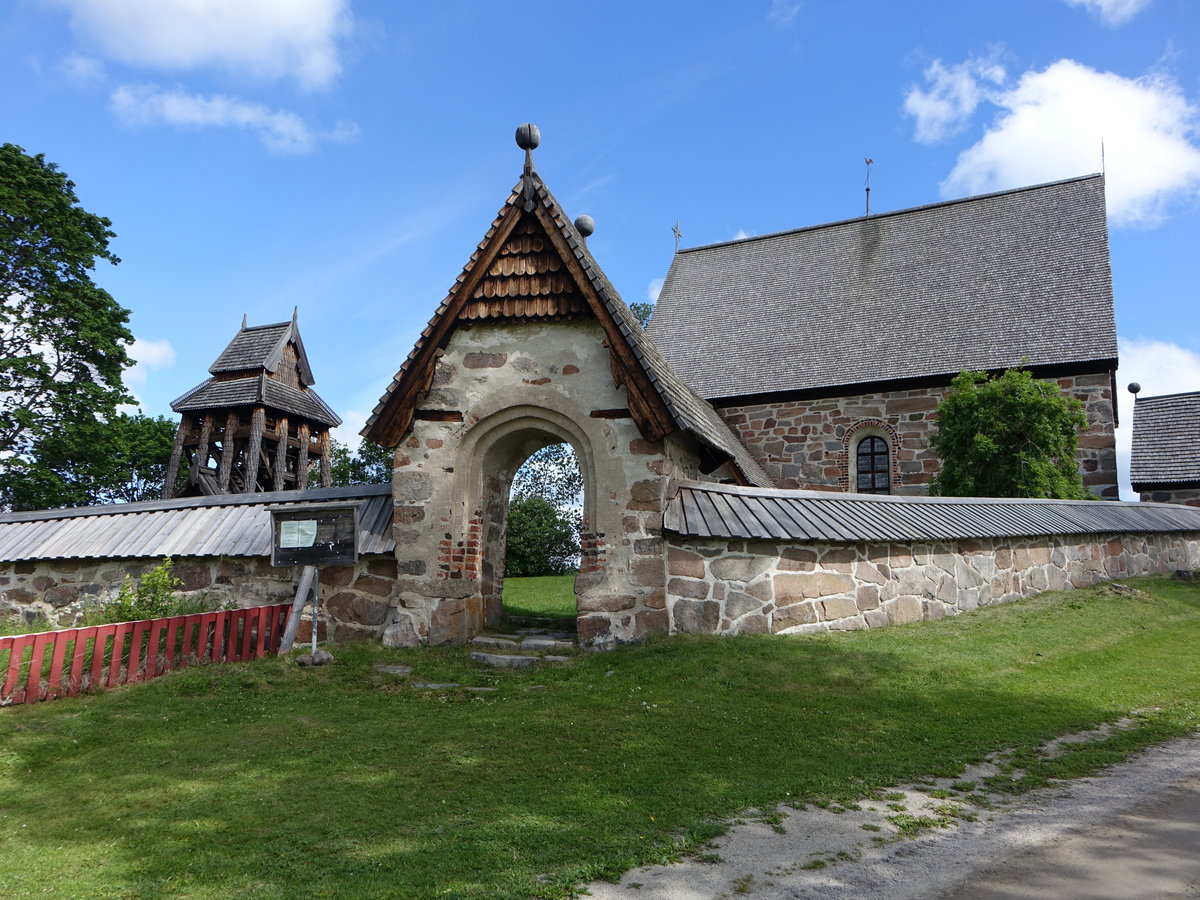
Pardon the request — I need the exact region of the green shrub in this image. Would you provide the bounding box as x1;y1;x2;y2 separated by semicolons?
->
102;558;183;623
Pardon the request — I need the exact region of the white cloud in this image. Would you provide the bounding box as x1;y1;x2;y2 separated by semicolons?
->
732;229;756;241
1115;337;1200;499
111;84;359;153
914;58;1200;227
123;337;177;410
768;0;802;28
49;0;351;90
1062;0;1152;27
332;409;368;449
646;278;664;304
905;56;1006;143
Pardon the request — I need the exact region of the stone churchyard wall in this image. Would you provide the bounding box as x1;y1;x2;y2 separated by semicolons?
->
0;552;402;644
663;531;1200;636
717;372;1118;500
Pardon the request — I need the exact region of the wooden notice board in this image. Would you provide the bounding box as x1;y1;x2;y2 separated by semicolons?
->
269;502;360;568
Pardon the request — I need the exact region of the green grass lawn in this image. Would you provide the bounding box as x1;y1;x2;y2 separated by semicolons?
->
501;573;577;618
1;576;1199;899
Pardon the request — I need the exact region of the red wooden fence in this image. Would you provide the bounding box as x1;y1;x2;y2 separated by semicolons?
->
0;603;292;706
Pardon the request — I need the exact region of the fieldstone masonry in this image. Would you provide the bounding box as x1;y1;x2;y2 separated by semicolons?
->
0;553;400;643
1140;487;1200;508
717;373;1118;499
385;318;700;646
664;531;1200;636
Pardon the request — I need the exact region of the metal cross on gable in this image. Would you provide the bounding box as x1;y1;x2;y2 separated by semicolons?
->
672;220;682;253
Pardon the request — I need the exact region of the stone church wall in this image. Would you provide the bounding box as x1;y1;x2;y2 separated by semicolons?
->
1139;487;1200;508
716;372;1118;499
663;531;1200;636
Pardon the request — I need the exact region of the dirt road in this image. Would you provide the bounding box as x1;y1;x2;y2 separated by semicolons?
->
585;732;1200;899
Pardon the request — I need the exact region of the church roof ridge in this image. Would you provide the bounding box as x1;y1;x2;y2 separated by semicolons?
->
676;173;1105;256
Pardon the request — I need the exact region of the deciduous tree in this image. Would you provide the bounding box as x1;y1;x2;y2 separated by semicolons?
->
328;437;392;486
0;144;133;460
930;368;1090;500
0;413;178;510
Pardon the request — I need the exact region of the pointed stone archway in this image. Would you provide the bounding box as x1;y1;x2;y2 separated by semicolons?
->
362;126;770;646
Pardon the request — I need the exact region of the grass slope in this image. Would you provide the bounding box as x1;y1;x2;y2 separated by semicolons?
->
1;576;1198;899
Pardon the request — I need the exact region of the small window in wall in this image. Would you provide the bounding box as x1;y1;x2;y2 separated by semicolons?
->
856;436;891;494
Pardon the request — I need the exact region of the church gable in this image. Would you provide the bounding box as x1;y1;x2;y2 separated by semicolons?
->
362;132;767;487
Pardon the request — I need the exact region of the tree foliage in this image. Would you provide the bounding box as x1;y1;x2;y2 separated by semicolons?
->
506;443;583;576
629;301;654;329
0;413;179;510
504;495;580;577
0;144;133;460
930;368;1090;499
328;437;392;486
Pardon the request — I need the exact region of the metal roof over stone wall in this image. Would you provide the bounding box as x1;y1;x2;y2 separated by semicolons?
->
1130;391;1200;486
649;175;1117;401
0;485;394;562
664;480;1200;542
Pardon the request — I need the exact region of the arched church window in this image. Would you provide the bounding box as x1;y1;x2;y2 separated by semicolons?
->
855;436;891;494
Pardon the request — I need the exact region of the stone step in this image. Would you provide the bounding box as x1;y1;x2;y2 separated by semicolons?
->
469;651;543;669
472;635;520;649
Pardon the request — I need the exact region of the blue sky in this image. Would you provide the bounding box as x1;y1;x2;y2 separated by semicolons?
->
3;0;1199;499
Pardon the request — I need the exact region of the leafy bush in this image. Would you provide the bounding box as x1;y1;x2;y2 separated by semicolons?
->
930;368;1090;499
102;557;183;623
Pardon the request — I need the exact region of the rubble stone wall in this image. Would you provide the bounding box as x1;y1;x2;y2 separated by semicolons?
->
1139;487;1200;508
717;372;1118;500
0;553;399;643
664;531;1200;636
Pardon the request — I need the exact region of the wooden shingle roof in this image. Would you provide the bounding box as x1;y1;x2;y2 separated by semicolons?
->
649;175;1117;401
1130;391;1200;487
171;314;340;428
209;315;315;384
171;375;341;428
363;162;771;488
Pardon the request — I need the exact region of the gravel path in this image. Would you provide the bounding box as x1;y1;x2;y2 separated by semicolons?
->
584;731;1200;899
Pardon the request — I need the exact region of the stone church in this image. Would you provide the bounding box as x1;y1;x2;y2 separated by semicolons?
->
647;174;1119;499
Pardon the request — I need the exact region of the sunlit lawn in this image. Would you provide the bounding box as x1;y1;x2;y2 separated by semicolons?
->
1;576;1198;899
502;574;577;619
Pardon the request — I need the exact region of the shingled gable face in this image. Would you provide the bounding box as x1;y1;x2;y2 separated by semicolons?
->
361;128;760;646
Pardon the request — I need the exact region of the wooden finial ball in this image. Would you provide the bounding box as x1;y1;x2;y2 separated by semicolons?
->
515;123;541;151
574;215;595;237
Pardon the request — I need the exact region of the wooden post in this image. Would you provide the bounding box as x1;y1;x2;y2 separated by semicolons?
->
273;416;289;491
194;414;213;479
318;430;332;488
278;565;317;653
161;416;189;499
217;410;239;492
243;407;266;493
296;423;311;490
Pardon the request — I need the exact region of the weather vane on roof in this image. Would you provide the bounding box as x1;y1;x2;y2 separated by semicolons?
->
864;158;874;217
672;220;682;253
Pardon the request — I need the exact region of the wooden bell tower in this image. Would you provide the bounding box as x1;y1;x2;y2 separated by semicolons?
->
162;311;342;498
